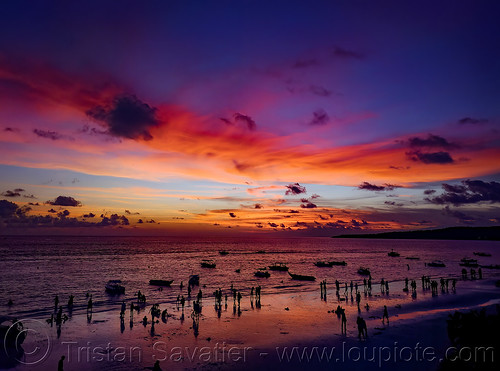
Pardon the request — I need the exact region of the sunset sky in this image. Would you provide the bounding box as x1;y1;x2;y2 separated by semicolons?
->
1;1;499;235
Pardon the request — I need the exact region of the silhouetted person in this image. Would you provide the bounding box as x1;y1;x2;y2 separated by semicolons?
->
68;295;74;307
120;301;126;318
7;299;13;306
54;295;59;311
382;305;389;324
56;306;63;323
87;295;93;314
152;360;162;371
58;355;65;371
361;317;368;338
356;316;367;339
478;268;482;279
340;310;347;334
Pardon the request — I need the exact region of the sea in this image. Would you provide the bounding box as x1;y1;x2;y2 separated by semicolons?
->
0;236;499;320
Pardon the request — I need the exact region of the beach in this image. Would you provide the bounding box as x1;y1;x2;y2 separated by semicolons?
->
1;236;499;370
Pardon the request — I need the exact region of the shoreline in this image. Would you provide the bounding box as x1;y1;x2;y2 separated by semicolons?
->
2;276;498;370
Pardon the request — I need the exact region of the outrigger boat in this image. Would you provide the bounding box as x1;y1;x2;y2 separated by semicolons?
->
254;271;270;278
329;260;347;266
473;252;491;257
357;267;370;275
201;260;216;268
388;249;400;257
149;279;174;287
459;258;478;267
288;272;316;281
480;264;500;269
427;260;446;267
314;261;333;267
105;280;125;294
268;262;289;271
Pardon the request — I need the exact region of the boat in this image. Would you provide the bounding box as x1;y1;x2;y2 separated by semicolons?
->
105;280;125;294
219;250;229;256
480;264;500;270
459;261;478;267
235;269;241;273
405;256;420;260
254;271;270;278
256;250;266;254
188;275;199;286
461;257;478;264
357;267;370;275
0;317;26;348
329;260;347;266
268;262;289;271
314;261;333;267
459;257;478;267
288;272;316;281
474;252;492;257
201;260;216;268
388;249;400;257
149;279;174;287
427;260;446;267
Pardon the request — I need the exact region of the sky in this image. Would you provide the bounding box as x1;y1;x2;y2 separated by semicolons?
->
0;0;499;236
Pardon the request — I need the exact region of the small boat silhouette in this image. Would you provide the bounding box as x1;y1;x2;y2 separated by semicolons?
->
288;272;316;281
269;263;289;271
149;279;174;287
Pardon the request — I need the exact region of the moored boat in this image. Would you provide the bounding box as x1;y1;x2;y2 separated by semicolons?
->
329;260;347;266
388;249;400;257
269;262;289;271
219;250;229;256
149;279;174;287
480;264;500;270
473;252;491;257
201;260;216;268
357;267;370;275
105;280;125;294
288;272;316;281
254;271;270;278
314;261;333;267
427;260;446;267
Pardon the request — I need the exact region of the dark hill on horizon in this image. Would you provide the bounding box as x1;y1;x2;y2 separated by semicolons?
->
332;226;500;241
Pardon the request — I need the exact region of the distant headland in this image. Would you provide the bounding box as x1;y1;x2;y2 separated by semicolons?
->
332;226;500;241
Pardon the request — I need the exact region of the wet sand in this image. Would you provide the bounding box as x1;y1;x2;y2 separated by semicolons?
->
3;277;499;370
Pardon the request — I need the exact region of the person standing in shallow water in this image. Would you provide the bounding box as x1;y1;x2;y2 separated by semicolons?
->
340;309;347;334
382;305;389;324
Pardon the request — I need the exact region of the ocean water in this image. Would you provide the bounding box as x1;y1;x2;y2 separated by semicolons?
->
0;236;499;319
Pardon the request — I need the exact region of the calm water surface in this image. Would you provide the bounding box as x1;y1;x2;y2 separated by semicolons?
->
1;236;499;319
